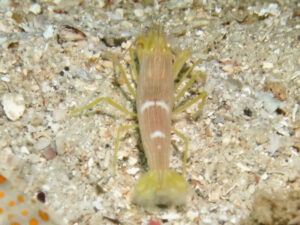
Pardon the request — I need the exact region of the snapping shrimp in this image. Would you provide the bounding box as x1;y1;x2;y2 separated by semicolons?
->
72;26;207;207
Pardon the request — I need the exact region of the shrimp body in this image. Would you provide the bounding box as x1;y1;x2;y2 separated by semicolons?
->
133;29;189;206
136;31;174;172
71;26;206;207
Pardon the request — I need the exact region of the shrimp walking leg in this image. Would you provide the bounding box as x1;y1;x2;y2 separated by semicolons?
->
173;90;207;119
114;124;138;173
70;97;136;117
172;129;189;174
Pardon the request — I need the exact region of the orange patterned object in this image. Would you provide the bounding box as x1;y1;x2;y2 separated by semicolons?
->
0;174;57;225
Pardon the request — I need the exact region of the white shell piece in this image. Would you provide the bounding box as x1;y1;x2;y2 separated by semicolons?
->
2;93;25;121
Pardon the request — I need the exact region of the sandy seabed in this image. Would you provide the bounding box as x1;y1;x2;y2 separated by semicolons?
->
0;1;299;224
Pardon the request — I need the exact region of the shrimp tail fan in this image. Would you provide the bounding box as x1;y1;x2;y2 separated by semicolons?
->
133;170;189;207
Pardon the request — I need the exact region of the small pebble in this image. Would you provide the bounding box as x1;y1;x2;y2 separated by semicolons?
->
126;167;139;175
2;93;26;121
98;0;106;8
58;25;87;43
134;8;144;18
262;62;274;69
37;191;46;203
115;8;124;18
29;3;42;15
161;211;181;220
128;157;138;166
34;136;51;151
221;64;234;74
42;147;57;160
43;25;54;39
52;108;67;121
149;219;161;225
243;108;252;117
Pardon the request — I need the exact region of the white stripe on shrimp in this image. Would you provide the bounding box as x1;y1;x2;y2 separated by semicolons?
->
150;130;166;139
140;100;170;114
155;100;170;113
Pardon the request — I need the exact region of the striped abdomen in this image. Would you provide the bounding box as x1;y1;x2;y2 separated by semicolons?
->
136;47;174;172
133;29;190;207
